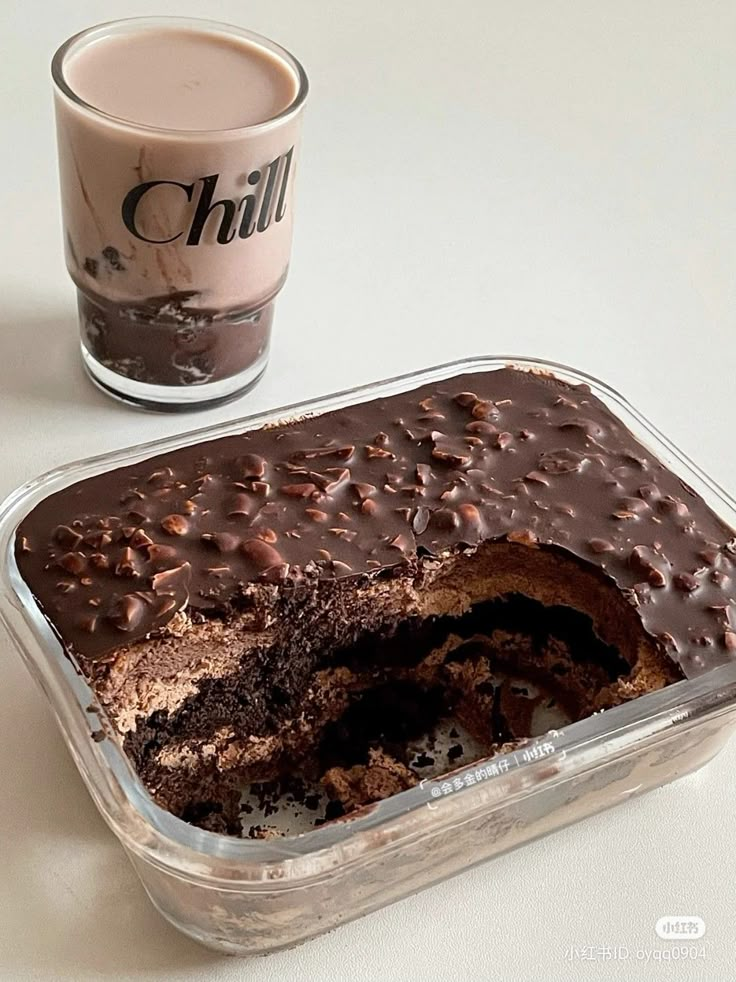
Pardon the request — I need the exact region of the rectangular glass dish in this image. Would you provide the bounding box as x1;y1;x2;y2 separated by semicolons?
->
2;355;736;956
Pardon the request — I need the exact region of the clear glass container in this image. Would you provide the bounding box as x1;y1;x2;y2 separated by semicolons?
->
1;356;735;955
52;17;309;411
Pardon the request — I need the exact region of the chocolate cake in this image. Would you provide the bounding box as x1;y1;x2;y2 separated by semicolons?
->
14;368;736;834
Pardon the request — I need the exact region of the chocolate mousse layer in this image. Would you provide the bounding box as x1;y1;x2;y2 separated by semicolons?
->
14;367;736;832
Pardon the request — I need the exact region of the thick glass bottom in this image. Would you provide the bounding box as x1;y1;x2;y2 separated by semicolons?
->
81;343;269;412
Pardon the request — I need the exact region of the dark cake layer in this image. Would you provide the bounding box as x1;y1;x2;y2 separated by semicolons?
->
127;584;678;834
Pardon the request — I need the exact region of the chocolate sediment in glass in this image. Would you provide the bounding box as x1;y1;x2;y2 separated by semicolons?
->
14;367;736;831
77;288;273;386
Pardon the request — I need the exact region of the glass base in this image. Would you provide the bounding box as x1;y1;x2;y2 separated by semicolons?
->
81;344;269;412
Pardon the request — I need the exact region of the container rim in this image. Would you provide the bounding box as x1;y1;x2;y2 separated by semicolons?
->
3;355;736;883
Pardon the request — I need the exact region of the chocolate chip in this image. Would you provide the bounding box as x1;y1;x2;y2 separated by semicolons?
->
454;391;478;407
331;561;352;575
57;552;86;575
699;545;720;566
412;506;430;534
201;532;240;553
228;493;251;517
361;499;378;516
329;528;357;541
388;534;411;553
352;482;377;501
281;483;319;498
588;538;614;554
151;563;191;594
77;612;99;633
431;447;471;468
458;503;482;529
465;421;497;436
145;543;178;564
311;468;350;494
557;418;602;439
161;514;189;536
471;399;497;420
129;529;153;550
180;499;198;516
238;454;266;479
619;497;649;515
657;496;689;518
416;463;431;485
17;536;31;553
121;490;146;505
524;471;550;486
494;432;513;450
114;547;140;578
365;445;396;460
240;539;283;569
673;572;699;593
147;467;175;488
538;449;584;473
157;596;179;615
638;483;659;501
647;568;667;588
305;508;329;523
431;508;459;530
108;594;146;632
724;631;736;652
629;545;668;587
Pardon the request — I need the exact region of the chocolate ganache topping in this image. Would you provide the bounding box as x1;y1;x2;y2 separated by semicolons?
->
15;368;736;676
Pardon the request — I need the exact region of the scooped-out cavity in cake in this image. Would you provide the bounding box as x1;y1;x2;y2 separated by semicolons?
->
15;368;736;836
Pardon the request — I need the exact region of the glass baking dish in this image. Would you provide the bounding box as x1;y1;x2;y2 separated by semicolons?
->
2;355;736;956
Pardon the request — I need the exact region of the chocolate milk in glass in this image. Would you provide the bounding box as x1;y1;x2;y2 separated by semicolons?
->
52;18;308;409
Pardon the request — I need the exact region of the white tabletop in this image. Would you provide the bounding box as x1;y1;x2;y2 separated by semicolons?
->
2;2;735;979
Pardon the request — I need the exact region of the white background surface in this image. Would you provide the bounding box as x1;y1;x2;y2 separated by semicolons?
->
1;2;735;979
